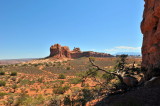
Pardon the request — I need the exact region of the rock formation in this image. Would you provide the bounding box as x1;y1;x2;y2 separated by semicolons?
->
141;0;160;80
49;44;113;58
50;44;71;58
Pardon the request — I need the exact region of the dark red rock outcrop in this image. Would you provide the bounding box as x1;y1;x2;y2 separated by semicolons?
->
141;0;160;80
49;44;113;59
50;44;71;58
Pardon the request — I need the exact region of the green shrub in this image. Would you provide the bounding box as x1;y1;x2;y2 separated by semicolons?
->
0;81;6;86
51;80;64;85
34;64;38;67
69;77;82;84
10;72;17;76
64;95;71;105
37;78;43;83
11;77;16;81
79;88;94;106
20;80;35;85
0;71;5;75
45;64;50;67
102;73;115;81
12;84;18;89
53;85;70;94
0;92;8;98
89;57;96;62
16;95;46;106
58;74;66;79
66;67;71;70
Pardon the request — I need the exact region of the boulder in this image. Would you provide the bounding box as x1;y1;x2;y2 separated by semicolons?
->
144;76;160;87
123;76;138;87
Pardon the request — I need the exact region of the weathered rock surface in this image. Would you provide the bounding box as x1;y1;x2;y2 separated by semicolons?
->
123;76;138;87
141;0;160;80
144;77;160;87
49;44;113;58
50;44;71;58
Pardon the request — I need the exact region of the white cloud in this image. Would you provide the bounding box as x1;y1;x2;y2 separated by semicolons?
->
90;49;96;51
104;46;141;54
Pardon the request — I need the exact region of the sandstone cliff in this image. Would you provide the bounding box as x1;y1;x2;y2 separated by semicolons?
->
50;44;71;58
49;44;113;58
141;0;160;80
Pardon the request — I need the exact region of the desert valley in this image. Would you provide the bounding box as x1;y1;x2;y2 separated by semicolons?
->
0;44;142;105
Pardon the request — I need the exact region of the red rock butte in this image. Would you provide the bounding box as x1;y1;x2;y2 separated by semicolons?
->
49;44;113;59
141;0;160;80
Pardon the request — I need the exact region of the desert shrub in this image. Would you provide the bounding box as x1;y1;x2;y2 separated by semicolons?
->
7;96;14;105
14;94;29;106
22;64;28;67
86;68;98;77
20;80;35;85
17;95;46;106
51;80;64;85
0;71;5;75
64;95;72;105
0;80;6;86
12;84;18;89
69;77;82;84
34;64;39;67
0;92;8;97
102;73;115;81
45;63;50;67
10;72;17;76
53;85;70;94
66;67;71;70
37;78;43;83
78;88;94;106
11;77;16;81
57;62;61;66
49;96;62;106
89;57;96;62
58;74;66;79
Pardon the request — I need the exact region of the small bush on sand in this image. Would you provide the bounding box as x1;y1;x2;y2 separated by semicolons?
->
53;85;70;94
58;74;66;79
0;80;6;86
66;67;71;70
10;72;17;76
69;77;82;84
37;78;43;83
0;71;5;75
0;92;8;97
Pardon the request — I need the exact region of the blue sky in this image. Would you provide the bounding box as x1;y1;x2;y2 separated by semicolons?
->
0;0;144;59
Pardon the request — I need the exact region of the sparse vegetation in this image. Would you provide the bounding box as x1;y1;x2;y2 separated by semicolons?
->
53;85;70;94
0;80;6;86
0;57;142;105
0;71;5;75
10;72;17;76
69;77;82;84
58;74;66;79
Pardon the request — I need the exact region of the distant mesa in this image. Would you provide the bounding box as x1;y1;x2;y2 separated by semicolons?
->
49;44;113;59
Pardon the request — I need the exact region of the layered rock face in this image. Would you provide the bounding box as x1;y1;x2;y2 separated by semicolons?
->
50;44;71;58
50;44;113;58
141;0;160;80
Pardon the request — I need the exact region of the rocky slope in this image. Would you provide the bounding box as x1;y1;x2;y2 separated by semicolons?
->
50;44;113;59
141;0;160;80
